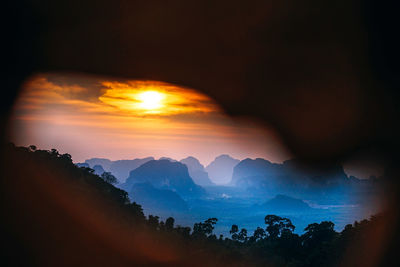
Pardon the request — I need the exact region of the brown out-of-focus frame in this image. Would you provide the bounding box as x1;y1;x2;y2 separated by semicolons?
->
1;0;399;266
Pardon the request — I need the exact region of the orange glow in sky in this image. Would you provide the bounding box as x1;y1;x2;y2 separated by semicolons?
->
99;80;218;116
136;91;164;110
9;73;290;165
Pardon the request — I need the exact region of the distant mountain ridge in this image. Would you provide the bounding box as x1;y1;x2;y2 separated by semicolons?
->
76;162;90;168
85;158;112;170
231;158;282;187
261;194;312;211
232;158;355;195
85;157;154;182
205;154;240;184
92;164;105;176
159;157;177;162
75;162;105;176
180;156;214;186
82;154;381;202
121;159;205;199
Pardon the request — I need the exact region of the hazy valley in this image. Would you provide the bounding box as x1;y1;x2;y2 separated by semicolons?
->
81;154;384;236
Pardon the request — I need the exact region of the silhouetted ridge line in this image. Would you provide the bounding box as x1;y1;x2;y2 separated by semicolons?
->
121;159;205;199
4;144;387;266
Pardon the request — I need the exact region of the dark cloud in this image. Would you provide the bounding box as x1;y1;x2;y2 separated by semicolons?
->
45;72;105;101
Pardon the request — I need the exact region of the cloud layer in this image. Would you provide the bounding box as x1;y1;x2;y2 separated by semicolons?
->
9;73;290;165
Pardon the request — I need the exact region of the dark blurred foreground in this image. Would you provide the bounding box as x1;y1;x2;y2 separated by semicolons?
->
0;145;394;266
2;0;400;266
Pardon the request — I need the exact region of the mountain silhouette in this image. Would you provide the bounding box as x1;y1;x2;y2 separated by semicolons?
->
232;158;353;194
85;157;154;182
180;156;214;186
231;158;282;187
108;158;154;182
121;159;205;199
92;164;105;176
76;162;90;168
85;158;112;170
159;157;177;162
205;155;240;184
282;159;349;187
261;194;311;211
130;182;189;215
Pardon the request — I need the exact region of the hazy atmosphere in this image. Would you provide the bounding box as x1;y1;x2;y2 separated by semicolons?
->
7;73;385;238
10;73;382;179
3;1;399;266
10;73;291;166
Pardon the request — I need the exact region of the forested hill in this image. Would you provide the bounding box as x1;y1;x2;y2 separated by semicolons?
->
1;144;389;266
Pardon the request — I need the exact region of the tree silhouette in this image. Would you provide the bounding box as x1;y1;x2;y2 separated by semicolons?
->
165;217;175;231
101;172;118;184
193;218;218;238
230;224;239;241
174;226;191;238
6;144;387;267
264;215;295;239
147;215;160;229
237;228;248;242
251;227;266;242
301;221;337;266
302;221;336;248
125;202;145;222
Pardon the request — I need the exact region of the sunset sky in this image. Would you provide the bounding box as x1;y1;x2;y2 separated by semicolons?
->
9;73;291;166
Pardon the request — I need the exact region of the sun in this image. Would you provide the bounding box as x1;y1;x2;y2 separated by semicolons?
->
99;80;219;116
137;90;165;110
